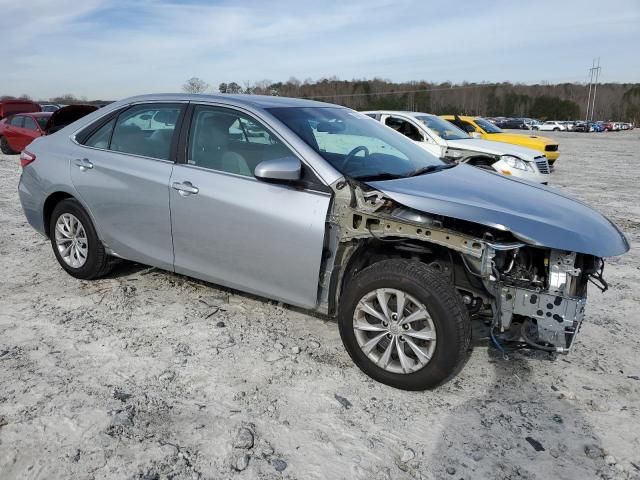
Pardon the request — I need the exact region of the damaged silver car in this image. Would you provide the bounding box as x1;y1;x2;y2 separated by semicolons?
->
18;94;629;390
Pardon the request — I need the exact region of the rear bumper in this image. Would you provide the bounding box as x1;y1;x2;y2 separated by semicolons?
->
18;169;46;236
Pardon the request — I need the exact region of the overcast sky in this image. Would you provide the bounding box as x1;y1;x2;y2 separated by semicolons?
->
1;0;639;100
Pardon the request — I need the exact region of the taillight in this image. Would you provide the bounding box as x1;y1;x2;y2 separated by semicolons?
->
20;150;36;168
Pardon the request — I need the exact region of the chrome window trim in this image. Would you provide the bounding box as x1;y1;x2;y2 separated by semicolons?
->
72;143;176;165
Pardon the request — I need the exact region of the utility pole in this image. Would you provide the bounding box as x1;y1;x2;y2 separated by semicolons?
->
585;59;595;122
590;58;601;121
585;58;602;122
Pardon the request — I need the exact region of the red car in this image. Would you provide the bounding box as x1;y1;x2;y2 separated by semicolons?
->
0;105;97;154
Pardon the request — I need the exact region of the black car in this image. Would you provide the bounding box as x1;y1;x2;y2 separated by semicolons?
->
498;118;528;129
573;121;588;132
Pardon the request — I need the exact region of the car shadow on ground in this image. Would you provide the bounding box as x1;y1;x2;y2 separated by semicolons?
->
430;325;610;479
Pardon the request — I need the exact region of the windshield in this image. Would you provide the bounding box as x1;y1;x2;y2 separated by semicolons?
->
268;107;447;180
475;117;503;133
415;115;469;140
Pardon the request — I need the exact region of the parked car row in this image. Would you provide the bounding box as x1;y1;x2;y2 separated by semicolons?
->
16;93;629;390
489;116;635;132
0;102;98;155
363;111;552;183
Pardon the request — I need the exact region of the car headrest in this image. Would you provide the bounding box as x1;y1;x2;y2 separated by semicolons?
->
154;109;178;125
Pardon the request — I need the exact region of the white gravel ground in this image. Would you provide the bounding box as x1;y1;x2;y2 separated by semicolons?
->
0;130;639;480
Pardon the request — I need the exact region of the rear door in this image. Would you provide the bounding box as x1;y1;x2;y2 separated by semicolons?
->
169;104;331;308
70;103;185;270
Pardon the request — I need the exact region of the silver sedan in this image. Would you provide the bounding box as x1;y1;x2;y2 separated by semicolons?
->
18;94;628;390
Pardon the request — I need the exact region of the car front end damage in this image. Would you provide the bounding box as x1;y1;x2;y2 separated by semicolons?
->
319;177;617;354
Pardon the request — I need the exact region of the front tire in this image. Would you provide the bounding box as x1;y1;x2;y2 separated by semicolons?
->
0;136;17;154
338;259;471;390
49;199;112;279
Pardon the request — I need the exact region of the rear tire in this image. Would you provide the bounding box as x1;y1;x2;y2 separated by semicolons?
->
338;259;471;390
0;136;17;154
49;199;112;279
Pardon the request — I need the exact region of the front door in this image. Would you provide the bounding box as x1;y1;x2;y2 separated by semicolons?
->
170;104;331;308
4;115;24;150
381;115;442;157
70;103;184;270
18;116;43;151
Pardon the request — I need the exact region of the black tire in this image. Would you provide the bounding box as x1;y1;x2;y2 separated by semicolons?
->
0;136;17;155
49;198;112;279
553;128;560;131
338;259;471;390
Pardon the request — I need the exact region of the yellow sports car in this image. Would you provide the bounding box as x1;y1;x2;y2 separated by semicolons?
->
441;115;560;164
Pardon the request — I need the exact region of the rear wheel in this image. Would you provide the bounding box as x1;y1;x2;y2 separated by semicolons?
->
49;199;112;279
338;259;471;390
553;128;560;131
0;136;17;154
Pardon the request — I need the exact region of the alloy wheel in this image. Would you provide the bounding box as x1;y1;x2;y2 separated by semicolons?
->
54;213;88;268
353;288;437;374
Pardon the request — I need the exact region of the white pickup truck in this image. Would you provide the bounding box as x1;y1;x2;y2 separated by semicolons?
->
362;110;551;183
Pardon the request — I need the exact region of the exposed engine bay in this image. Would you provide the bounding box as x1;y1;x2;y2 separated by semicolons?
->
320;179;608;353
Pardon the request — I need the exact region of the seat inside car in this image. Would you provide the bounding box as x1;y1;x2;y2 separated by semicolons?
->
192;114;251;176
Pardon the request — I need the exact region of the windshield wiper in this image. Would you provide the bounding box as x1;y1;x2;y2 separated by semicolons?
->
408;164;455;177
352;172;405;181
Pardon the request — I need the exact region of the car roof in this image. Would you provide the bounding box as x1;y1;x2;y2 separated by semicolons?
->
0;100;39;105
115;93;338;109
362;110;436;118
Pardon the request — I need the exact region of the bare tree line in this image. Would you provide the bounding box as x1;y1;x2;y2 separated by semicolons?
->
4;77;638;122
181;76;640;122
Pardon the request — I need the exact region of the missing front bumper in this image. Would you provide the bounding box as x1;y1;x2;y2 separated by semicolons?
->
499;286;587;352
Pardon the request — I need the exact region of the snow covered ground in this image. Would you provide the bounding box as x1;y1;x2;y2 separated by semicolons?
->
1;130;639;479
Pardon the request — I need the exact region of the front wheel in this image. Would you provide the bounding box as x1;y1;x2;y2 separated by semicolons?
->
49;198;112;279
338;259;471;390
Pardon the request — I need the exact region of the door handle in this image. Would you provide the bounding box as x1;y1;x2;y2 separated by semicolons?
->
74;158;93;171
172;181;199;195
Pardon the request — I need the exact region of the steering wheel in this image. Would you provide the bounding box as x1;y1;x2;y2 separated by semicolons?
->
341;146;370;170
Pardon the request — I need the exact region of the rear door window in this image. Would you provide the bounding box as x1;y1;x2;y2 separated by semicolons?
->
109;104;182;160
84;118;116;149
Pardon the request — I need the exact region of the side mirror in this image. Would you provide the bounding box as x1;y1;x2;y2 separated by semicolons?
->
254;156;302;182
470;132;482;139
